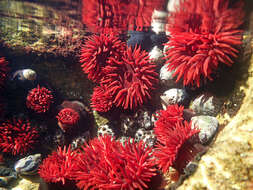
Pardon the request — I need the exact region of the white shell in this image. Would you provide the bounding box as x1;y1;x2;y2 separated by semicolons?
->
22;69;37;81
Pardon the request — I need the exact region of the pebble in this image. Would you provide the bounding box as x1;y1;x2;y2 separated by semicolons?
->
14;154;41;175
191;115;219;144
190;93;222;116
135;128;156;147
159;64;177;88
160;88;189;109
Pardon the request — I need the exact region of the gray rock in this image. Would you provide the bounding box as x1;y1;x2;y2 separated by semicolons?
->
160;88;188;109
14;154;41;175
190;93;222;116
191;115;219;144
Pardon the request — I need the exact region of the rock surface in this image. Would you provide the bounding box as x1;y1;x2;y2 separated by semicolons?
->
174;44;253;190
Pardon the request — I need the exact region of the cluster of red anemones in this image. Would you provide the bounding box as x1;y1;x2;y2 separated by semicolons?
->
0;118;39;155
74;135;156;190
39;135;156;189
26;85;54;113
38;146;79;185
81;0;166;33
154;105;201;174
81;32;158;112
0;57;9;87
164;0;244;87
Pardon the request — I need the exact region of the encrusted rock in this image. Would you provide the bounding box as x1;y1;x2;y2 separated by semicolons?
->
160;88;189;109
97;124;115;137
135;128;156;147
191;115;219;144
190;93;222;116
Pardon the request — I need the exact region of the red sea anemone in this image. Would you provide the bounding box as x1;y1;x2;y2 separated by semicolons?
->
74;135;156;190
39;146;79;185
154;121;200;173
101;46;158;110
0;57;9;87
56;108;80;132
154;104;184;142
26;85;54;113
0;118;39;155
91;85;113;112
164;0;244;87
80;32;126;83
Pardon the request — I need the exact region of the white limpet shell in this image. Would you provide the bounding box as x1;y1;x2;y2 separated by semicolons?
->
22;69;37;81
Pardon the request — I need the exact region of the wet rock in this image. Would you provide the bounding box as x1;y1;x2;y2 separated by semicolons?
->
160;88;189;109
191;115;219;144
159;65;177;88
135;128;156;147
14;154;41;175
190;93;222;116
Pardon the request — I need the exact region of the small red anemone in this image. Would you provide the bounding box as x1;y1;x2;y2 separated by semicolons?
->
26;85;53;113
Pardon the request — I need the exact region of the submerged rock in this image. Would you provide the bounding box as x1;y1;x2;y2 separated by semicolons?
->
191;115;219;144
0;0;85;57
14;154;41;175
